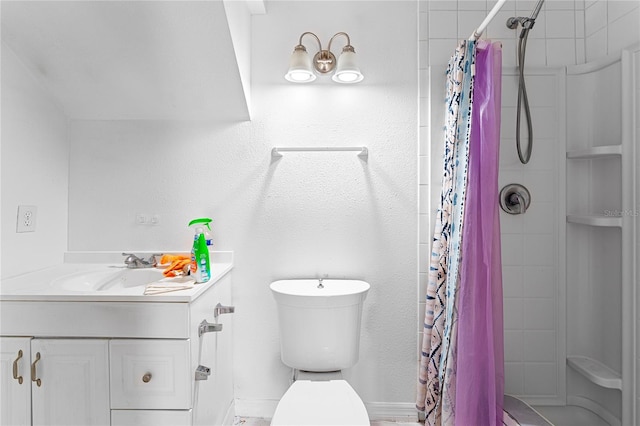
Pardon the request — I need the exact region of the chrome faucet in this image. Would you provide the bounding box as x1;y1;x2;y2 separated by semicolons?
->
122;253;159;269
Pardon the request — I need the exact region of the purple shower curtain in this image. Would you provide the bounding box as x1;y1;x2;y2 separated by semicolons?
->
417;39;504;426
455;40;504;425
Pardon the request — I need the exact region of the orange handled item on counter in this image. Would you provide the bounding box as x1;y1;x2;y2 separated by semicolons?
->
159;254;191;277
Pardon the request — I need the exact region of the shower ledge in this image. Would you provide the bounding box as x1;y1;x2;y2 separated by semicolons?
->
567;145;622;159
567;356;622;390
566;214;622;227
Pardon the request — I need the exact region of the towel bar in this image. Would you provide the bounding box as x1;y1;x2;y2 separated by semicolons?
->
271;146;368;159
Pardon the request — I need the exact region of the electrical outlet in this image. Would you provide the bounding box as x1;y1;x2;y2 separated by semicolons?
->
136;213;147;225
150;214;161;226
135;213;161;226
16;205;37;233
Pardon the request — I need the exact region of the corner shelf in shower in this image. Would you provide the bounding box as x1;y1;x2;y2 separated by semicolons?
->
563;45;638;425
566;145;622;159
566;214;622;227
567;356;622;390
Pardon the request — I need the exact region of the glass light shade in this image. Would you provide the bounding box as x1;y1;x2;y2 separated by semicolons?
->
332;50;363;84
285;46;316;83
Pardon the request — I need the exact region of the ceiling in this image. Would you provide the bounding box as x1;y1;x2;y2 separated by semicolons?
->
1;1;257;121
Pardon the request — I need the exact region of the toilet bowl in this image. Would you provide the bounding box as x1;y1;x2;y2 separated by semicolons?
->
271;379;369;426
270;279;370;426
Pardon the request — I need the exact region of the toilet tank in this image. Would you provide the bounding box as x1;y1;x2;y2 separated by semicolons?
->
270;279;370;372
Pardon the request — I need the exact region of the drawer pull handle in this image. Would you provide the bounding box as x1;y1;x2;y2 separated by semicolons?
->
31;352;41;387
142;372;152;383
12;349;24;384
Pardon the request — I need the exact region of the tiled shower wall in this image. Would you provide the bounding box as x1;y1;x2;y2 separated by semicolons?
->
417;0;599;406
584;0;640;62
418;0;639;406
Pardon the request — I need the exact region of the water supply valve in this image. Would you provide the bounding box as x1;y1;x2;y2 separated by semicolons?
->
198;319;223;337
214;303;235;318
195;365;211;381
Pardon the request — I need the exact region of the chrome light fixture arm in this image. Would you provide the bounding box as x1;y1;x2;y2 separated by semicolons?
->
285;31;363;83
298;31;337;74
298;31;323;52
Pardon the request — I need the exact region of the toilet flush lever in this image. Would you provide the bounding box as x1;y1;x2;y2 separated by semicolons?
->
214;303;235;319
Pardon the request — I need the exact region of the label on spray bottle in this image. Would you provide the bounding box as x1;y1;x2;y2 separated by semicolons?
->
193;228;210;283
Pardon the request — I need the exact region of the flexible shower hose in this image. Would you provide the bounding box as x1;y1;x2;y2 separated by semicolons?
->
516;29;534;164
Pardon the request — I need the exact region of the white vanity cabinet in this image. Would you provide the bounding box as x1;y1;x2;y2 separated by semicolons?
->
32;339;110;425
1;254;234;426
1;337;31;426
109;339;191;410
0;338;110;426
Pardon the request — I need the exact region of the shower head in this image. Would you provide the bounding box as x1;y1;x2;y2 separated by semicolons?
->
506;0;545;36
506;16;536;38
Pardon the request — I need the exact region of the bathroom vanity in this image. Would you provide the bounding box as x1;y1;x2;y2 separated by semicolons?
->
0;251;234;426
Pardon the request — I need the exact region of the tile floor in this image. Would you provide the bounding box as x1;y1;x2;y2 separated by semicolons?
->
236;406;613;426
234;418;421;426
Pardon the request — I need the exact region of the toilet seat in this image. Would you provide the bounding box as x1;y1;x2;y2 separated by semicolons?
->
271;380;369;426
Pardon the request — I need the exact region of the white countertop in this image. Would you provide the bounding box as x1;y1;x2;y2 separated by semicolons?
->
0;251;233;303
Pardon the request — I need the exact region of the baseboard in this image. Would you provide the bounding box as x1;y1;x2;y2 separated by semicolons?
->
233;398;279;419
233;398;418;421
365;402;419;420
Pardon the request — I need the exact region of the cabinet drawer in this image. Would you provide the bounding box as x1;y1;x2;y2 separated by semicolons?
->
110;340;191;409
111;409;192;426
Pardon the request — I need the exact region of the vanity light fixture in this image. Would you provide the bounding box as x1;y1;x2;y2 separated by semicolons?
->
284;32;364;84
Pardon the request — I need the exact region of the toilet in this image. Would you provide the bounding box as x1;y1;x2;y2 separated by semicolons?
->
269;279;370;426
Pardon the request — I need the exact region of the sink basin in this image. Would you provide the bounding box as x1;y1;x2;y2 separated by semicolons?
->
50;268;165;292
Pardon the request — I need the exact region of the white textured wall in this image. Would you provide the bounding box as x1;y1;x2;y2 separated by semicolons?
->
1;45;69;279
68;0;417;414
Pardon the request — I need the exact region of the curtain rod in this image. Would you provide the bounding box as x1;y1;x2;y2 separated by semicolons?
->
469;0;508;41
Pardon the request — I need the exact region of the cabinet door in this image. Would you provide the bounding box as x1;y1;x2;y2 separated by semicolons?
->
31;339;110;426
0;337;32;426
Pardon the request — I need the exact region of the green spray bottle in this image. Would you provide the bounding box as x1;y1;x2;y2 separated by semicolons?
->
189;219;211;283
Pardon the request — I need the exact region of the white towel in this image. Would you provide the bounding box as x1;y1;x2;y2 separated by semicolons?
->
144;276;196;295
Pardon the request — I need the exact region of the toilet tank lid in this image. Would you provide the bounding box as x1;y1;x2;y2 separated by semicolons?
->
270;279;370;297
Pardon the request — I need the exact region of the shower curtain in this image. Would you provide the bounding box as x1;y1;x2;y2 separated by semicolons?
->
417;39;504;426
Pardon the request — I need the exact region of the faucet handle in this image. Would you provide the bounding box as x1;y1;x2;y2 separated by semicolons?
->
122;253;140;263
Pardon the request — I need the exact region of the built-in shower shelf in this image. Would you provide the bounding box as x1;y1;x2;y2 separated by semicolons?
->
566;145;622;159
566;214;622;227
567;356;622;390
